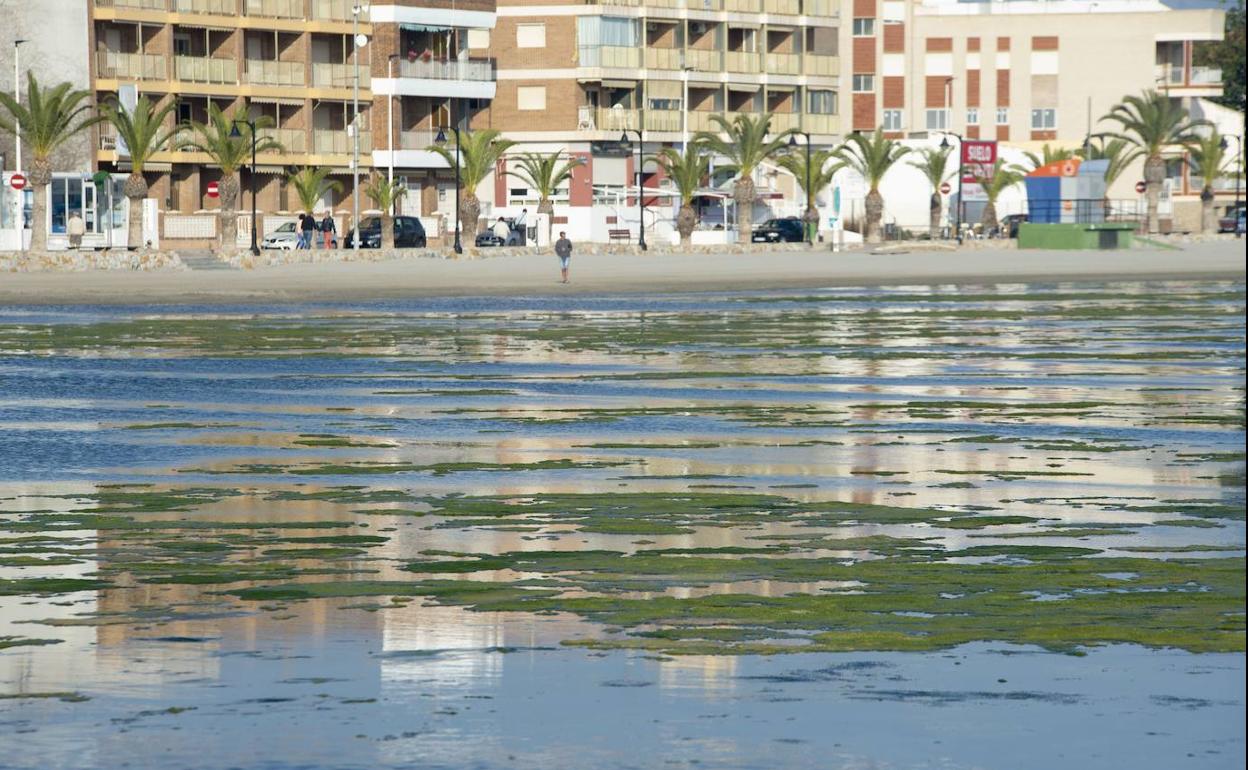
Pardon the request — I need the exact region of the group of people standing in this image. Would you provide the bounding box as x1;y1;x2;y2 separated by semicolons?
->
295;212;337;250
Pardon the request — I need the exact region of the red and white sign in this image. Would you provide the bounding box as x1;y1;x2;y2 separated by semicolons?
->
961;140;997;167
939;181;952;195
9;173;26;191
206;181;220;199
1135;181;1147;194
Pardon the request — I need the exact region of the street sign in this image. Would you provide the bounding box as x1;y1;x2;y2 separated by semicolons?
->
1135;180;1147;194
939;181;952;195
206;181;220;199
960;140;998;187
9;173;26;191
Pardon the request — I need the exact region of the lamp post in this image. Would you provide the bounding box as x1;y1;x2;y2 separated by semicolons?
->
1221;134;1243;239
228;118;260;257
619;128;647;251
387;53;400;187
939;132;964;245
350;3;369;251
788;130;813;245
433;125;463;255
13;39;26;176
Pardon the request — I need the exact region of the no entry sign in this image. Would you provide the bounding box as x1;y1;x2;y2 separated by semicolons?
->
939;181;952;195
206;181;220;198
1135;181;1147;194
9;173;26;191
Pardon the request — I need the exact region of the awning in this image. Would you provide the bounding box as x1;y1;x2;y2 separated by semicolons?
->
400;23;452;33
727;83;761;92
249;96;305;106
765;84;796;93
727;21;761;29
601;80;639;90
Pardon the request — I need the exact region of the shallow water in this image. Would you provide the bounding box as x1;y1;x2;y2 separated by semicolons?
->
0;281;1244;769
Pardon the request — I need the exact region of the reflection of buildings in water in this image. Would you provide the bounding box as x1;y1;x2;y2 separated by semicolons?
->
658;655;738;698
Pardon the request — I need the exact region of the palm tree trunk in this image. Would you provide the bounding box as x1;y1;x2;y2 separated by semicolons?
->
217;174;240;252
1200;186;1216;234
538;198;555;246
803;203;819;245
461;194;481;244
1144;154;1165;235
677;204;696;246
929;193;942;239
734;176;755;243
982;200;999;234
864;188;884;244
27;158;52;252
123;173;149;251
381;212;395;249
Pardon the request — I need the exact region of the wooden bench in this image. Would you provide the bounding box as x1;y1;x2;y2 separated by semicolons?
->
608;228;632;243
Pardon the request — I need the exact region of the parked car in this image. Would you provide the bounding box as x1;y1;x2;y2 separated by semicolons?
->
475;231;505;248
343;216;427;249
1001;213;1028;238
475;218;525;247
751;217;805;243
1218;205;1245;234
261;221;299;250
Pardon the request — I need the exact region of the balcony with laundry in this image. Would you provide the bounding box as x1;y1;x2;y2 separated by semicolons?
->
369;25;496;102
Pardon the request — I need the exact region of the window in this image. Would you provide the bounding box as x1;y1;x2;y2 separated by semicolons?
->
882;109;903;131
467;29;490;49
808;89;838;114
966;107;979;125
1030;108;1056;130
852;74;874;92
925;109;949;131
996;107;1009;125
852;18;875;36
517;86;547;110
517;23;546;48
648;97;680;111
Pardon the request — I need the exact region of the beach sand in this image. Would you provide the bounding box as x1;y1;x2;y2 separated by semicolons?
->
0;241;1242;305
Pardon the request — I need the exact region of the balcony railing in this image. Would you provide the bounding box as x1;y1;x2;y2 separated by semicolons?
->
95;0;169;10
768;112;800;131
172;0;235;14
1190;66;1222;84
639;0;726;8
578;46;641;68
765;52;800;75
804;54;837;77
397;59;494;82
313;129;372;154
764;0;800;13
398;130;438;150
313;0;368;22
257;127;306;153
97;51;167;80
724;0;760;11
245;0;303;17
245;59;305;86
803;113;837;134
595;107;640;131
1155;64;1184;85
801;0;836;15
644;48;683;70
175;56;238;84
725;51;760;73
1156;63;1223;87
685;49;721;71
312;61;370;88
645;110;683;132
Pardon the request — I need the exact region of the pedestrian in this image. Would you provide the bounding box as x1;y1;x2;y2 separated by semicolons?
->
320;212;336;249
300;211;316;249
492;216;510;243
295;213;307;248
514;207;528;244
554;230;572;284
67;212;86;250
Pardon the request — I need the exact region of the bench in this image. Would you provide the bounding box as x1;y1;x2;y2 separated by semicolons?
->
608;228;632;243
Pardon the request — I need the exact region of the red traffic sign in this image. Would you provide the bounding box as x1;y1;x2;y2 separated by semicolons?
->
939;181;952;195
9;173;26;191
1135;181;1147;194
961;140;997;166
206;181;220;199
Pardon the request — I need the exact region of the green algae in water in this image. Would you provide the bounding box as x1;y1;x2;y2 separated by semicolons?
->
0;636;64;650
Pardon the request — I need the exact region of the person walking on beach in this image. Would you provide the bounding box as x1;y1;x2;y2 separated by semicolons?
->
514;207;528;245
300;211;316;249
67;212;86;250
319;212;336;250
554;231;573;283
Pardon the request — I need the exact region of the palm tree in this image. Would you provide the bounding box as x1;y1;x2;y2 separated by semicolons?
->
976;159;1028;234
100;95;178;250
653;144;710;246
1077;136;1142;192
362;174;408;249
428;129;516;240
776;148;840;243
1099;90;1206;233
1186;130;1230;234
178;104;281;250
1022;143;1077;171
695;113;795;242
507;151;580;245
834;128;911;244
0;73;101;251
906;146;954;238
287;166;342;216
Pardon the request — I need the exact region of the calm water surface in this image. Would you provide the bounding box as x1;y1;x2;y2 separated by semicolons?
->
0;282;1243;769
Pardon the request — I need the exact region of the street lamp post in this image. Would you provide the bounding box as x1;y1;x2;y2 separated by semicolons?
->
618;128;647;251
1221;134;1243;239
350;3;369;251
13;39;26;176
433;125;463;255
939;132;965;245
387;53;400;187
788;131;813;245
228;119;261;257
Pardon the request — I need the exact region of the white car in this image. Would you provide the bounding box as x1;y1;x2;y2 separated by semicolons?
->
262;221;299;250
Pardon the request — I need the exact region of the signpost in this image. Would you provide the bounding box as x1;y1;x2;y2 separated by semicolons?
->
939;181;952;195
1135;180;1146;194
9;173;26;191
206;181;220;199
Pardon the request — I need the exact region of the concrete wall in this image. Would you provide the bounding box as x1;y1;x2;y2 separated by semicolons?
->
0;0;93;174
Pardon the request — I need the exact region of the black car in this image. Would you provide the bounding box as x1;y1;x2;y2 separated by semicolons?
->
751;217;805;243
344;216;426;249
1001;213;1028;238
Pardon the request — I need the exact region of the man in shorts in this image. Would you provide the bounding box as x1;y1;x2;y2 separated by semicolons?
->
554;231;572;283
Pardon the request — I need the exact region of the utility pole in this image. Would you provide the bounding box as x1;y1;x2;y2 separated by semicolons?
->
351;4;368;251
13;39;25;176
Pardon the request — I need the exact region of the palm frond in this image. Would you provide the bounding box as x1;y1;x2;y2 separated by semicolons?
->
287;166;343;212
0;72;101;161
101;95;178;174
652;144;711;205
834;129;911;190
427;128;517;196
775;149;841;207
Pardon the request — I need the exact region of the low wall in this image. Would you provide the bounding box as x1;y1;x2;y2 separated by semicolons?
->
1;250;186;273
1017;223;1135;250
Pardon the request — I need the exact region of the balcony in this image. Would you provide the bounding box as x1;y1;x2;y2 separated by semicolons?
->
245;59;305;87
685;49;722;71
95;0;168;9
804;54;837;77
313;0;368;22
645;110;683;132
724;0;760;11
768;112;800;131
244;0;303;18
313;129;372;154
257;127;306;153
1155;63;1223;92
594;107;640;132
399;130;438;150
803;113;837;134
397;59;494;82
172;0;234;14
725;51;760;74
643;0;726;8
802;0;836;15
1191;66;1222;84
765;52;800;75
96;51;167;80
312;62;370;88
764;0;800;13
175;56;238;84
579;46;642;69
645;48;683;70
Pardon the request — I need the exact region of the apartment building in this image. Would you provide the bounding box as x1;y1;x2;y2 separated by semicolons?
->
88;0;496;222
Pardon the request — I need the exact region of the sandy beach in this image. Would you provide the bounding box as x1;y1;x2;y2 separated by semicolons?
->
0;241;1242;305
